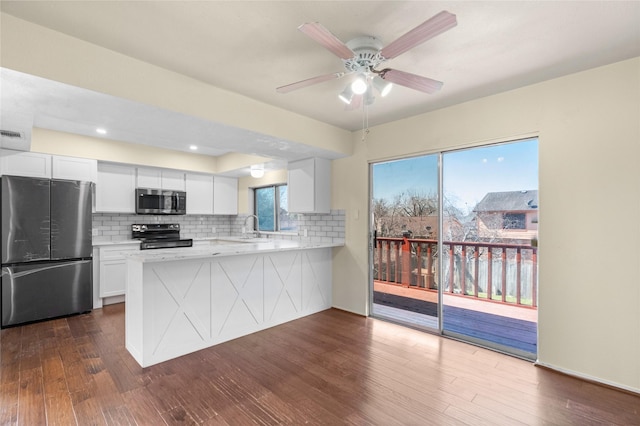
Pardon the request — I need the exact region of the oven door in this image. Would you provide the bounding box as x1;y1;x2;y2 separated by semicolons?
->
136;189;186;215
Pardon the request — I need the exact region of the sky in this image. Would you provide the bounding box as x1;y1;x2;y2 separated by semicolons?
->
372;138;538;213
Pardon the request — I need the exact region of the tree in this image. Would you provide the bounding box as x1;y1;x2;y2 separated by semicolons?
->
373;196;404;236
373;191;438;237
399;190;437;217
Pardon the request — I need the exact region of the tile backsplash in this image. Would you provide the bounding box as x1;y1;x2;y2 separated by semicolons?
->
92;210;345;244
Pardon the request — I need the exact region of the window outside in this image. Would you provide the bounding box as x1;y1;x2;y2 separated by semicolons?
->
503;213;526;230
254;184;297;232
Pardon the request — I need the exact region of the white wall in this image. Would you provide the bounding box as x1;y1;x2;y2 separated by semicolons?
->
31;128;222;173
332;57;640;393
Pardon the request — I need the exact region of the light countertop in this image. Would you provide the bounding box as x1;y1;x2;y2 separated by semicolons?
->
126;238;343;263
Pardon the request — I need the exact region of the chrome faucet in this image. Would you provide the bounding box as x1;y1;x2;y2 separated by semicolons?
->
243;214;260;238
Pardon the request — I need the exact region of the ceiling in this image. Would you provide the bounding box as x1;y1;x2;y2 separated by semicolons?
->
1;1;639;172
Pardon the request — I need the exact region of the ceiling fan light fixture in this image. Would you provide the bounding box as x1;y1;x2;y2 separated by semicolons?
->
277;10;457;111
338;86;354;104
351;75;368;95
373;76;392;97
250;164;264;178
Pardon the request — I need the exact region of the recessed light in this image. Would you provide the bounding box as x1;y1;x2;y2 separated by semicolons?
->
189;145;198;150
96;128;107;135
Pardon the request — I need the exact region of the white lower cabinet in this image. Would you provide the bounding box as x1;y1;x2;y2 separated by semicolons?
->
97;244;140;298
100;259;128;298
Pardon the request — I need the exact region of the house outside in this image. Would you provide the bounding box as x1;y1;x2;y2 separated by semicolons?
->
473;190;538;244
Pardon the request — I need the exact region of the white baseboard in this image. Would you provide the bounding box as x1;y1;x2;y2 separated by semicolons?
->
535;361;639;395
102;295;125;306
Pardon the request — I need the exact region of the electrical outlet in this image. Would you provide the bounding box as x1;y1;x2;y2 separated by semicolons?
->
92;228;99;236
211;226;216;233
303;228;308;237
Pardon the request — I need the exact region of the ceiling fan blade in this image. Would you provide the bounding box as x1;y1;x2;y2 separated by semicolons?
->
380;11;457;59
276;72;345;94
298;22;354;60
380;69;443;94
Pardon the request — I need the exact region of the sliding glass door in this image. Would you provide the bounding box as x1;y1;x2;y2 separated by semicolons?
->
370;154;439;331
370;138;539;359
441;139;538;359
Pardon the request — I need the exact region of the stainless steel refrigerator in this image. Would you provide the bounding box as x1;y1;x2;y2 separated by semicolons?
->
1;175;93;328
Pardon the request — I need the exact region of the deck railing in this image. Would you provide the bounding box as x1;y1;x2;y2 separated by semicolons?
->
374;237;538;308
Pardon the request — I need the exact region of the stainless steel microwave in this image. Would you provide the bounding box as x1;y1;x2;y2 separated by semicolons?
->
135;188;186;215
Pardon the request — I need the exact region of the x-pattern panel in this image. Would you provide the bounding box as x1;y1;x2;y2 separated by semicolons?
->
264;251;301;321
301;251;330;311
149;261;212;355
216;256;263;337
131;248;333;367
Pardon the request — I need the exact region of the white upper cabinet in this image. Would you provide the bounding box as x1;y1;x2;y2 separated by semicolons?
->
185;173;214;215
136;167;185;191
0;149;97;182
136;167;161;188
161;170;186;191
96;163;137;213
52;155;98;182
288;157;330;214
0;150;51;178
213;176;238;215
98;164;236;215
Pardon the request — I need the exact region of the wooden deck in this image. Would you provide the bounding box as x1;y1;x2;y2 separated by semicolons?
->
375;281;537;322
373;281;538;358
372;303;438;329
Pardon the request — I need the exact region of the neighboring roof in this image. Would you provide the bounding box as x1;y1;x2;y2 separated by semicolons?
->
474;190;539;212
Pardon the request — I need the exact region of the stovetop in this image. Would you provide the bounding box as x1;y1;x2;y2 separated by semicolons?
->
132;223;192;250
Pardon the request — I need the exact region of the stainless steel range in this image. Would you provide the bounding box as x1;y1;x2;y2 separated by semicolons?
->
132;224;193;250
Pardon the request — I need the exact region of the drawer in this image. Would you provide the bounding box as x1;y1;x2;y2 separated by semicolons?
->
98;244;140;260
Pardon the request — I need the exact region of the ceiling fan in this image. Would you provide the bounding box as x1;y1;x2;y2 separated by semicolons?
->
276;11;457;108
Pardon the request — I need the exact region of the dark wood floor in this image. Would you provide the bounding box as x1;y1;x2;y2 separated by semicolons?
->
1;303;639;425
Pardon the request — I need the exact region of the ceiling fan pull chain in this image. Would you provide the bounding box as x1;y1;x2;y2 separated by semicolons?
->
361;101;370;142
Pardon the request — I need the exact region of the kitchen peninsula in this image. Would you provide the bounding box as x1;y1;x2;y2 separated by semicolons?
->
125;239;340;367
